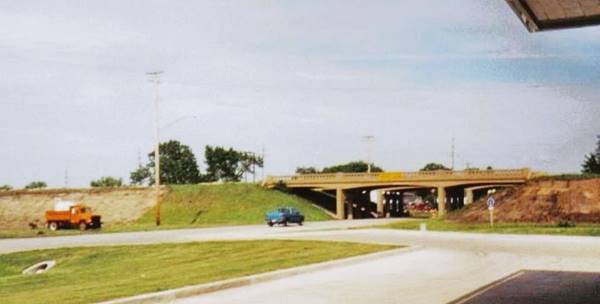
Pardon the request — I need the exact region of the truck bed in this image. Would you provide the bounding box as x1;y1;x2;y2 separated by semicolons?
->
45;210;72;222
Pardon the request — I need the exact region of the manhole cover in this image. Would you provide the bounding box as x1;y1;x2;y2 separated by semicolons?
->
449;270;600;304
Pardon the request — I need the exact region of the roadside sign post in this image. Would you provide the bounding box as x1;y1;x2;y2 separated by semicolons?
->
487;196;495;228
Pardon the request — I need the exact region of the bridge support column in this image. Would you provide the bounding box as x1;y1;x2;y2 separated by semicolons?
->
464;189;474;206
336;188;346;219
437;186;447;216
347;201;353;220
377;190;385;218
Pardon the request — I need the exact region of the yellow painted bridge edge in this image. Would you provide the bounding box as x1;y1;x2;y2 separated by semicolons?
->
378;172;405;181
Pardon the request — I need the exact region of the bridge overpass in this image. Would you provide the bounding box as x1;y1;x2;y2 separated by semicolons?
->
264;169;536;219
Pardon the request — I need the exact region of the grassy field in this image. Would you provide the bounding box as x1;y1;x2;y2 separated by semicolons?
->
0;183;332;238
130;183;332;228
381;219;600;236
0;229;88;239
0;240;396;304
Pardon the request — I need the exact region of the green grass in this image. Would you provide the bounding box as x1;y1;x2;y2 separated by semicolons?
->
0;183;333;238
0;229;91;239
129;183;332;229
381;219;600;236
0;240;396;304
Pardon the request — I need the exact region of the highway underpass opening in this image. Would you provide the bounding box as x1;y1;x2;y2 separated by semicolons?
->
449;270;600;304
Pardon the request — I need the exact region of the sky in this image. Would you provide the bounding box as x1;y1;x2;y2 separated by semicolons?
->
1;0;599;187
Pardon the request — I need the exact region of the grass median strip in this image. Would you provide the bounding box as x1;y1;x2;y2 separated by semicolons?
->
0;240;397;304
381;219;600;236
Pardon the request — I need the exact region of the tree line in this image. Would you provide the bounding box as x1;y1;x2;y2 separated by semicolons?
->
296;161;384;174
129;140;263;185
2;135;599;191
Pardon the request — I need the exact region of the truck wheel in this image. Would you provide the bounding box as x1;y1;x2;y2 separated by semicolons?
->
299;221;303;226
79;222;87;231
283;221;288;227
268;222;274;227
48;222;58;231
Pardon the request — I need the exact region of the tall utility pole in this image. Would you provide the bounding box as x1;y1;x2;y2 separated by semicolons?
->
243;151;258;183
147;70;163;226
251;151;256;183
64;168;69;188
362;135;375;173
261;145;265;182
451;137;455;170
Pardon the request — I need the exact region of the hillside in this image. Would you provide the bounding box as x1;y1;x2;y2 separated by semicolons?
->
0;184;332;234
0;188;157;230
134;183;332;227
449;178;600;223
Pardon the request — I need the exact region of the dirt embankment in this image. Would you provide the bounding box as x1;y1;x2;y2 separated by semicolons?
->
0;187;161;229
449;178;600;223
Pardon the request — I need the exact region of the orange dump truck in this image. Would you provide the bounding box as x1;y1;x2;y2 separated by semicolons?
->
45;201;102;231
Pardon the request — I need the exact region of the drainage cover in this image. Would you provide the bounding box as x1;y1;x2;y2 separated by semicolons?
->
22;260;56;275
449;270;600;304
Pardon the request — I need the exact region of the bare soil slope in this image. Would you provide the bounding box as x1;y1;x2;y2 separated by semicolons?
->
0;188;158;229
449;178;600;223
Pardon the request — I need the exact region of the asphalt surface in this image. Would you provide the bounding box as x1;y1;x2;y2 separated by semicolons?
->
3;219;600;303
176;229;600;304
450;270;600;304
0;218;404;254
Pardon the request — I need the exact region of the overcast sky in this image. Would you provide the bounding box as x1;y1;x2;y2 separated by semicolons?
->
1;1;599;187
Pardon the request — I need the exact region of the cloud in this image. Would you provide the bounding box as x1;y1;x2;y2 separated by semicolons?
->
0;0;599;187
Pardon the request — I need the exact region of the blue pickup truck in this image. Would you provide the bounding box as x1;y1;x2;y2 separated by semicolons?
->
265;207;305;226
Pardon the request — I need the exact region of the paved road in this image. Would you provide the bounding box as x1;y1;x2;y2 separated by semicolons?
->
176;229;600;304
4;220;600;303
0;218;404;254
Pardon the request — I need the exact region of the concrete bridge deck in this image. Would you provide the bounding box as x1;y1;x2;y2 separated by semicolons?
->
264;169;536;219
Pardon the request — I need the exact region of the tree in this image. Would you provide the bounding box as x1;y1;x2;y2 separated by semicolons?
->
130;165;151;185
147;140;201;184
0;185;12;191
321;161;383;173
25;181;47;189
130;140;201;185
90;176;123;187
239;151;264;180
296;167;318;174
582;135;600;174
420;163;450;171
204;146;264;182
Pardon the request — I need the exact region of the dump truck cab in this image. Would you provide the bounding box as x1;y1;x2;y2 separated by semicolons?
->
45;201;102;231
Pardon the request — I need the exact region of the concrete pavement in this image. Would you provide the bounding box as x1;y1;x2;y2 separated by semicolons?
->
3;219;600;303
0;218;404;254
175;229;600;304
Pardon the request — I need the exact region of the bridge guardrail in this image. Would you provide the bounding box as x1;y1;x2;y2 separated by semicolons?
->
264;168;533;186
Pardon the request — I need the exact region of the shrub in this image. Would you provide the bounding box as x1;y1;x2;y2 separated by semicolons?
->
24;181;47;190
90;176;123;187
557;219;576;228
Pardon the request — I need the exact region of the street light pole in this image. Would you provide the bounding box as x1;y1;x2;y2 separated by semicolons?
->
147;71;163;226
362;135;375;173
